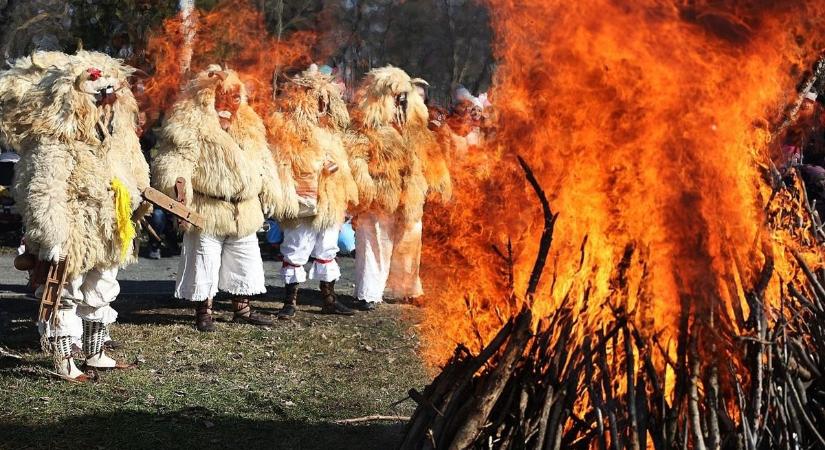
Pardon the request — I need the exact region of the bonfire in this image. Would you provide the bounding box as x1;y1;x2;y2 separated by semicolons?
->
407;1;825;449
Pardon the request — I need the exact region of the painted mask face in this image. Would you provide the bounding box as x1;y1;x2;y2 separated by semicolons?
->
215;84;241;130
78;67;120;107
317;92;328;116
394;91;408;126
799;98;818;126
470;106;483;122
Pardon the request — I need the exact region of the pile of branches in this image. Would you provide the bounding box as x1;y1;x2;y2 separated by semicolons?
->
399;158;825;450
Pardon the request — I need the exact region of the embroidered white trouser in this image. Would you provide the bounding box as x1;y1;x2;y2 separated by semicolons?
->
42;267;120;339
280;219;341;284
175;230;266;302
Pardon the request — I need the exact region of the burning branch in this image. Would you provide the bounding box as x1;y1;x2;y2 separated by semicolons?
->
516;155;559;298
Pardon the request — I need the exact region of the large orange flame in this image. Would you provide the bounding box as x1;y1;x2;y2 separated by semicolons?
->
142;0;319;125
420;1;825;369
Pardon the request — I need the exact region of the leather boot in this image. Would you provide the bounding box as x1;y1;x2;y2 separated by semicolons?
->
195;299;216;332
277;283;299;320
232;299;274;326
320;280;355;316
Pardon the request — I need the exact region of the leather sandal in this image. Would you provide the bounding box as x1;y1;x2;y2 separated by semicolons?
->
232;300;274;326
56;372;92;383
196;301;217;332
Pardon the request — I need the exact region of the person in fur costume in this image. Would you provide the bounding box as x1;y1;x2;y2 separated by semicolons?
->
3;50;149;380
268;64;357;318
384;78;451;301
152;64;296;332
347;66;450;310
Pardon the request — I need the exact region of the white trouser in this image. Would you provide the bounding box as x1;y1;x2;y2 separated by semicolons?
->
387;219;423;299
355;211;424;303
280;219;341;284
42;267;120;339
175;230;266;302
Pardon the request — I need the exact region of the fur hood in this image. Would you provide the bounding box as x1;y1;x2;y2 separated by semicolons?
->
270;65;358;230
3;50;138;150
355;66;416;130
153;65;297;238
280;64;350;133
10;51;149;279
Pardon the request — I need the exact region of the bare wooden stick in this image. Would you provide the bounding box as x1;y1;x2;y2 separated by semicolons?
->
688;342;707;450
729;362;755;450
0;347;22;360
772;57;825;138
791;248;825;302
785;371;825;447
582;336;607;450
624;325;641;450
705;364;721;450
596;329;621;450
334;415;410;425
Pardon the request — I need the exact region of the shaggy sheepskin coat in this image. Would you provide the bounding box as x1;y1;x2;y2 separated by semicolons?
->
269;66;358;231
405;88;452;203
4;51;149;280
349;66;446;224
152;66;294;238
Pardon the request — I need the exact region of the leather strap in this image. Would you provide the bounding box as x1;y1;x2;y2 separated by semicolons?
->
194;190;243;204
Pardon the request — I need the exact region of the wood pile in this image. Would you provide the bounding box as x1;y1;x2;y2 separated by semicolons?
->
400;158;825;450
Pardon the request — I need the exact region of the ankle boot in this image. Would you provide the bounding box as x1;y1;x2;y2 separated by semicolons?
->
277;283;299;319
195;299;216;332
319;281;354;316
53;336;88;381
83;321;132;370
232;298;274;326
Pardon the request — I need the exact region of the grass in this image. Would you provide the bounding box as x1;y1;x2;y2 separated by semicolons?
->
0;290;430;449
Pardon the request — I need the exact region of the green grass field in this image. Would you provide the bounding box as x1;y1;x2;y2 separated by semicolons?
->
0;291;430;449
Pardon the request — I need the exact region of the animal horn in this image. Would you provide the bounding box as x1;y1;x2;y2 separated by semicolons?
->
76;39;84;53
29;50;45;70
131;68;150;78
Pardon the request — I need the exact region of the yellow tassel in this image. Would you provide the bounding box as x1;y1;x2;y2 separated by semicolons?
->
111;178;136;263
